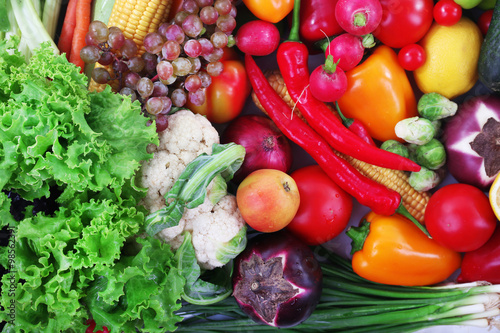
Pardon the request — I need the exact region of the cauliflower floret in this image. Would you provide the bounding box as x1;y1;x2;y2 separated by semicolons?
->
140;110;220;212
158;194;247;270
140;110;247;270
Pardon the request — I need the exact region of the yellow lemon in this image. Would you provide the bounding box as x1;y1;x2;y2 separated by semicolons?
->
489;173;500;221
414;17;483;99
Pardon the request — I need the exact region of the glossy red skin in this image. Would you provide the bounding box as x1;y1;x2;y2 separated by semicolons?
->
309;63;347;102
232;231;323;328
335;0;383;36
424;183;497;253
397;44;426;71
433;0;462;27
478;9;494;35
187;59;251;124
221;115;293;183
235;20;281;56
286;165;353;245
458;226;500;284
373;0;434;48
299;0;343;44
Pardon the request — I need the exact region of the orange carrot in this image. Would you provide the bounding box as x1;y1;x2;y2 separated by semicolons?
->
69;0;92;72
57;0;78;60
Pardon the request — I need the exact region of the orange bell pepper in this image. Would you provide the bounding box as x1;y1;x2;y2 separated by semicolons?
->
337;45;418;142
187;54;251;124
347;211;461;286
242;0;294;23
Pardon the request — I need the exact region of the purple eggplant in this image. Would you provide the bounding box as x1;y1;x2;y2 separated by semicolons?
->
443;94;500;190
232;231;323;328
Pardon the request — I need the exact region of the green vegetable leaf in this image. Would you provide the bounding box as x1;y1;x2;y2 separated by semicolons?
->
145;142;245;236
175;232;233;305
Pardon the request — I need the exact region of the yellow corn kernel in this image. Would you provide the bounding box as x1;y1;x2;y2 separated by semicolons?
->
252;70;430;223
88;0;173;92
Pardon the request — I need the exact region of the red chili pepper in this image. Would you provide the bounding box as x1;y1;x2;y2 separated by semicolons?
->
277;0;420;173
246;53;429;238
334;102;376;146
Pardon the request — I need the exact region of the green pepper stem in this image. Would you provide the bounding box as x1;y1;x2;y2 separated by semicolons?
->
396;202;431;238
335;101;354;127
346;221;370;255
288;0;301;42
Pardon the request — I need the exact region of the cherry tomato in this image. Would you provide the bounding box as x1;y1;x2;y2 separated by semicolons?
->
397;44;426;71
372;0;434;49
478;9;494;35
424;183;497;253
433;0;462;27
286;165;353;245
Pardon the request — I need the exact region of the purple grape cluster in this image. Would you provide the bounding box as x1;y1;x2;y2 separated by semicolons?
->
80;0;237;123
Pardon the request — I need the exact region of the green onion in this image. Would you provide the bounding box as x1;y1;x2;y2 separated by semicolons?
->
174;247;500;332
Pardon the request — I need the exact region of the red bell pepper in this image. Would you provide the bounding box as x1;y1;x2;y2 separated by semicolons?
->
187;51;251;124
298;0;344;48
457;226;500;284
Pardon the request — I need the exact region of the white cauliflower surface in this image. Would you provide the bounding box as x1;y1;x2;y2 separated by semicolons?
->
140;110;220;213
139;110;247;270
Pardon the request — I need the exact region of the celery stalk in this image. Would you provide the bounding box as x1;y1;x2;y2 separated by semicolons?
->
9;0;59;57
42;0;62;39
92;0;115;23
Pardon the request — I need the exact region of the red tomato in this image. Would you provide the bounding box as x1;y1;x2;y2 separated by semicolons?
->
478;9;494;35
433;0;462;27
424;183;497;253
397;44;426;71
372;0;434;48
286;165;353;245
187;59;251;123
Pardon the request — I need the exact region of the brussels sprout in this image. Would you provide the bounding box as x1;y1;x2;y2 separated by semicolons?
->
414;138;446;170
380;140;409;158
395;117;436;145
417;92;458;121
409;167;442;192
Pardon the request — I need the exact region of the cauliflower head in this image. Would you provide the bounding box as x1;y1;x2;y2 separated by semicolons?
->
159;193;247;270
140;110;220;213
139;110;247;270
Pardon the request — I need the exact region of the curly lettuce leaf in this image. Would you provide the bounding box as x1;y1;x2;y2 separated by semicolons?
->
0;38;167;333
0;37;158;201
0;180;155;332
85;237;185;333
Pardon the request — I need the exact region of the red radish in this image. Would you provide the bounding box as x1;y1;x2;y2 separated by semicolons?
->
235;20;281;56
322;33;375;72
309;55;347;102
335;0;383;36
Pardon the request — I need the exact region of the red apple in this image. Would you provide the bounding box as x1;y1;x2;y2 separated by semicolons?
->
236;169;300;233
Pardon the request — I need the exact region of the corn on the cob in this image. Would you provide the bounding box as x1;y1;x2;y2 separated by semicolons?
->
88;0;174;92
253;70;430;223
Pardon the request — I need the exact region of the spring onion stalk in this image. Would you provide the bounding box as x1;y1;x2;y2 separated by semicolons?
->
8;0;59;59
174;248;500;332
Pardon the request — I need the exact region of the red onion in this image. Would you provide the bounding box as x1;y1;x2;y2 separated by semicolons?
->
232;231;323;328
443;94;500;190
221;114;293;183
